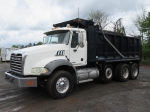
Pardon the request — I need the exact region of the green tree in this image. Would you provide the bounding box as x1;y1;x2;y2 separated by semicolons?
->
140;12;150;37
28;43;32;47
139;12;150;60
33;43;36;46
37;42;43;45
12;45;18;48
21;45;24;49
142;39;150;59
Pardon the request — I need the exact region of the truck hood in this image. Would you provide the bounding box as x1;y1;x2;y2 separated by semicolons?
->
13;44;67;55
12;44;68;75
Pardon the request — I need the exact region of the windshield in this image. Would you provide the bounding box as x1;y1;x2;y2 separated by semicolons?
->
45;30;70;44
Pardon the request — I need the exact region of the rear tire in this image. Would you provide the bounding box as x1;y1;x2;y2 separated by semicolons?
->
117;64;129;82
47;71;74;99
101;65;113;83
129;63;139;80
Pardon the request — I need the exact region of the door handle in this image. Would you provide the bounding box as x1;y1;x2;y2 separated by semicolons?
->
73;49;77;52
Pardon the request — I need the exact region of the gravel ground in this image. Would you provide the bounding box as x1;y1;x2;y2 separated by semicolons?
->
0;63;150;112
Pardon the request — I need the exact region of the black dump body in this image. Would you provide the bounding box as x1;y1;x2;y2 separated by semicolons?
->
54;18;142;62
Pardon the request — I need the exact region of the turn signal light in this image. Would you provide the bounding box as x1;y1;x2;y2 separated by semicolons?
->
26;80;34;86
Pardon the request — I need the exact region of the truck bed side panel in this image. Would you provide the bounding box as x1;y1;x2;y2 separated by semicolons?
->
87;26;142;62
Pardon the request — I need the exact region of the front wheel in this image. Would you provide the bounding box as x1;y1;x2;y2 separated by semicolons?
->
47;71;74;99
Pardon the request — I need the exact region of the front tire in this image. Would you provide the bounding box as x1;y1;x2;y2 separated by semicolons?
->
47;71;74;99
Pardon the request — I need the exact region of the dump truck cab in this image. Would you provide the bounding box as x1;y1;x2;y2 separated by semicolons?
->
44;27;87;66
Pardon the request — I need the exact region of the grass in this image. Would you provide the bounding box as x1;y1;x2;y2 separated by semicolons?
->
0;61;9;64
0;62;4;64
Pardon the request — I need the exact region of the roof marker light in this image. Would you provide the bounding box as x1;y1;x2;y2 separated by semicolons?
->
66;24;70;28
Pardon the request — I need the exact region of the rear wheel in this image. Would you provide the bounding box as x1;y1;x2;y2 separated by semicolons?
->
47;71;74;99
101;65;113;83
130;63;139;80
117;64;129;82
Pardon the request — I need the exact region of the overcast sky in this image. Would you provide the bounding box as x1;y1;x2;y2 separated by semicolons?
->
0;0;150;47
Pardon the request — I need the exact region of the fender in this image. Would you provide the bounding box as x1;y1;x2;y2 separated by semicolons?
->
44;59;78;84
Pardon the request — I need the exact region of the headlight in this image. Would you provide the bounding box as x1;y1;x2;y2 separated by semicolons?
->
31;68;49;74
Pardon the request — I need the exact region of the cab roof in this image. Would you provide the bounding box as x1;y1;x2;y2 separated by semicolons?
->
44;27;86;35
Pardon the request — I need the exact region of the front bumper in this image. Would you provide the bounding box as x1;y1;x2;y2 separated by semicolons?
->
5;71;37;87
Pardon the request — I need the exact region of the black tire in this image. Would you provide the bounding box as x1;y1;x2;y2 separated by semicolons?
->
47;70;74;99
117;64;130;82
129;63;139;80
101;65;113;83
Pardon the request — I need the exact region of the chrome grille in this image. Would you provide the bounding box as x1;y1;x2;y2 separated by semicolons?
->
10;53;22;74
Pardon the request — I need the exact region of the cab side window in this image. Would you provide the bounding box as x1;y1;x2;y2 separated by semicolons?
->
71;32;78;48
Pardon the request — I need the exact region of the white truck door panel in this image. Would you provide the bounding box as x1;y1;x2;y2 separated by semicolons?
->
69;31;87;66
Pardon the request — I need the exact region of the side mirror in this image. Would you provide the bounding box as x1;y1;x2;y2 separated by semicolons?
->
43;36;46;44
78;33;84;48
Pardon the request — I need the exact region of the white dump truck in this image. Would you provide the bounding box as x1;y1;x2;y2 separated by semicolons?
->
5;18;142;99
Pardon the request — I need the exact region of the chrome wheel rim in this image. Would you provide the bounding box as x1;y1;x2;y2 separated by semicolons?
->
105;67;112;79
123;67;129;79
133;66;138;77
56;77;69;93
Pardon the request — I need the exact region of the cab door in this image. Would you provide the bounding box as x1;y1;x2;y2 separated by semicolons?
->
69;31;87;66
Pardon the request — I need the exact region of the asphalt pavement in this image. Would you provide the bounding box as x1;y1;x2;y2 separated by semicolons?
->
0;63;150;112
